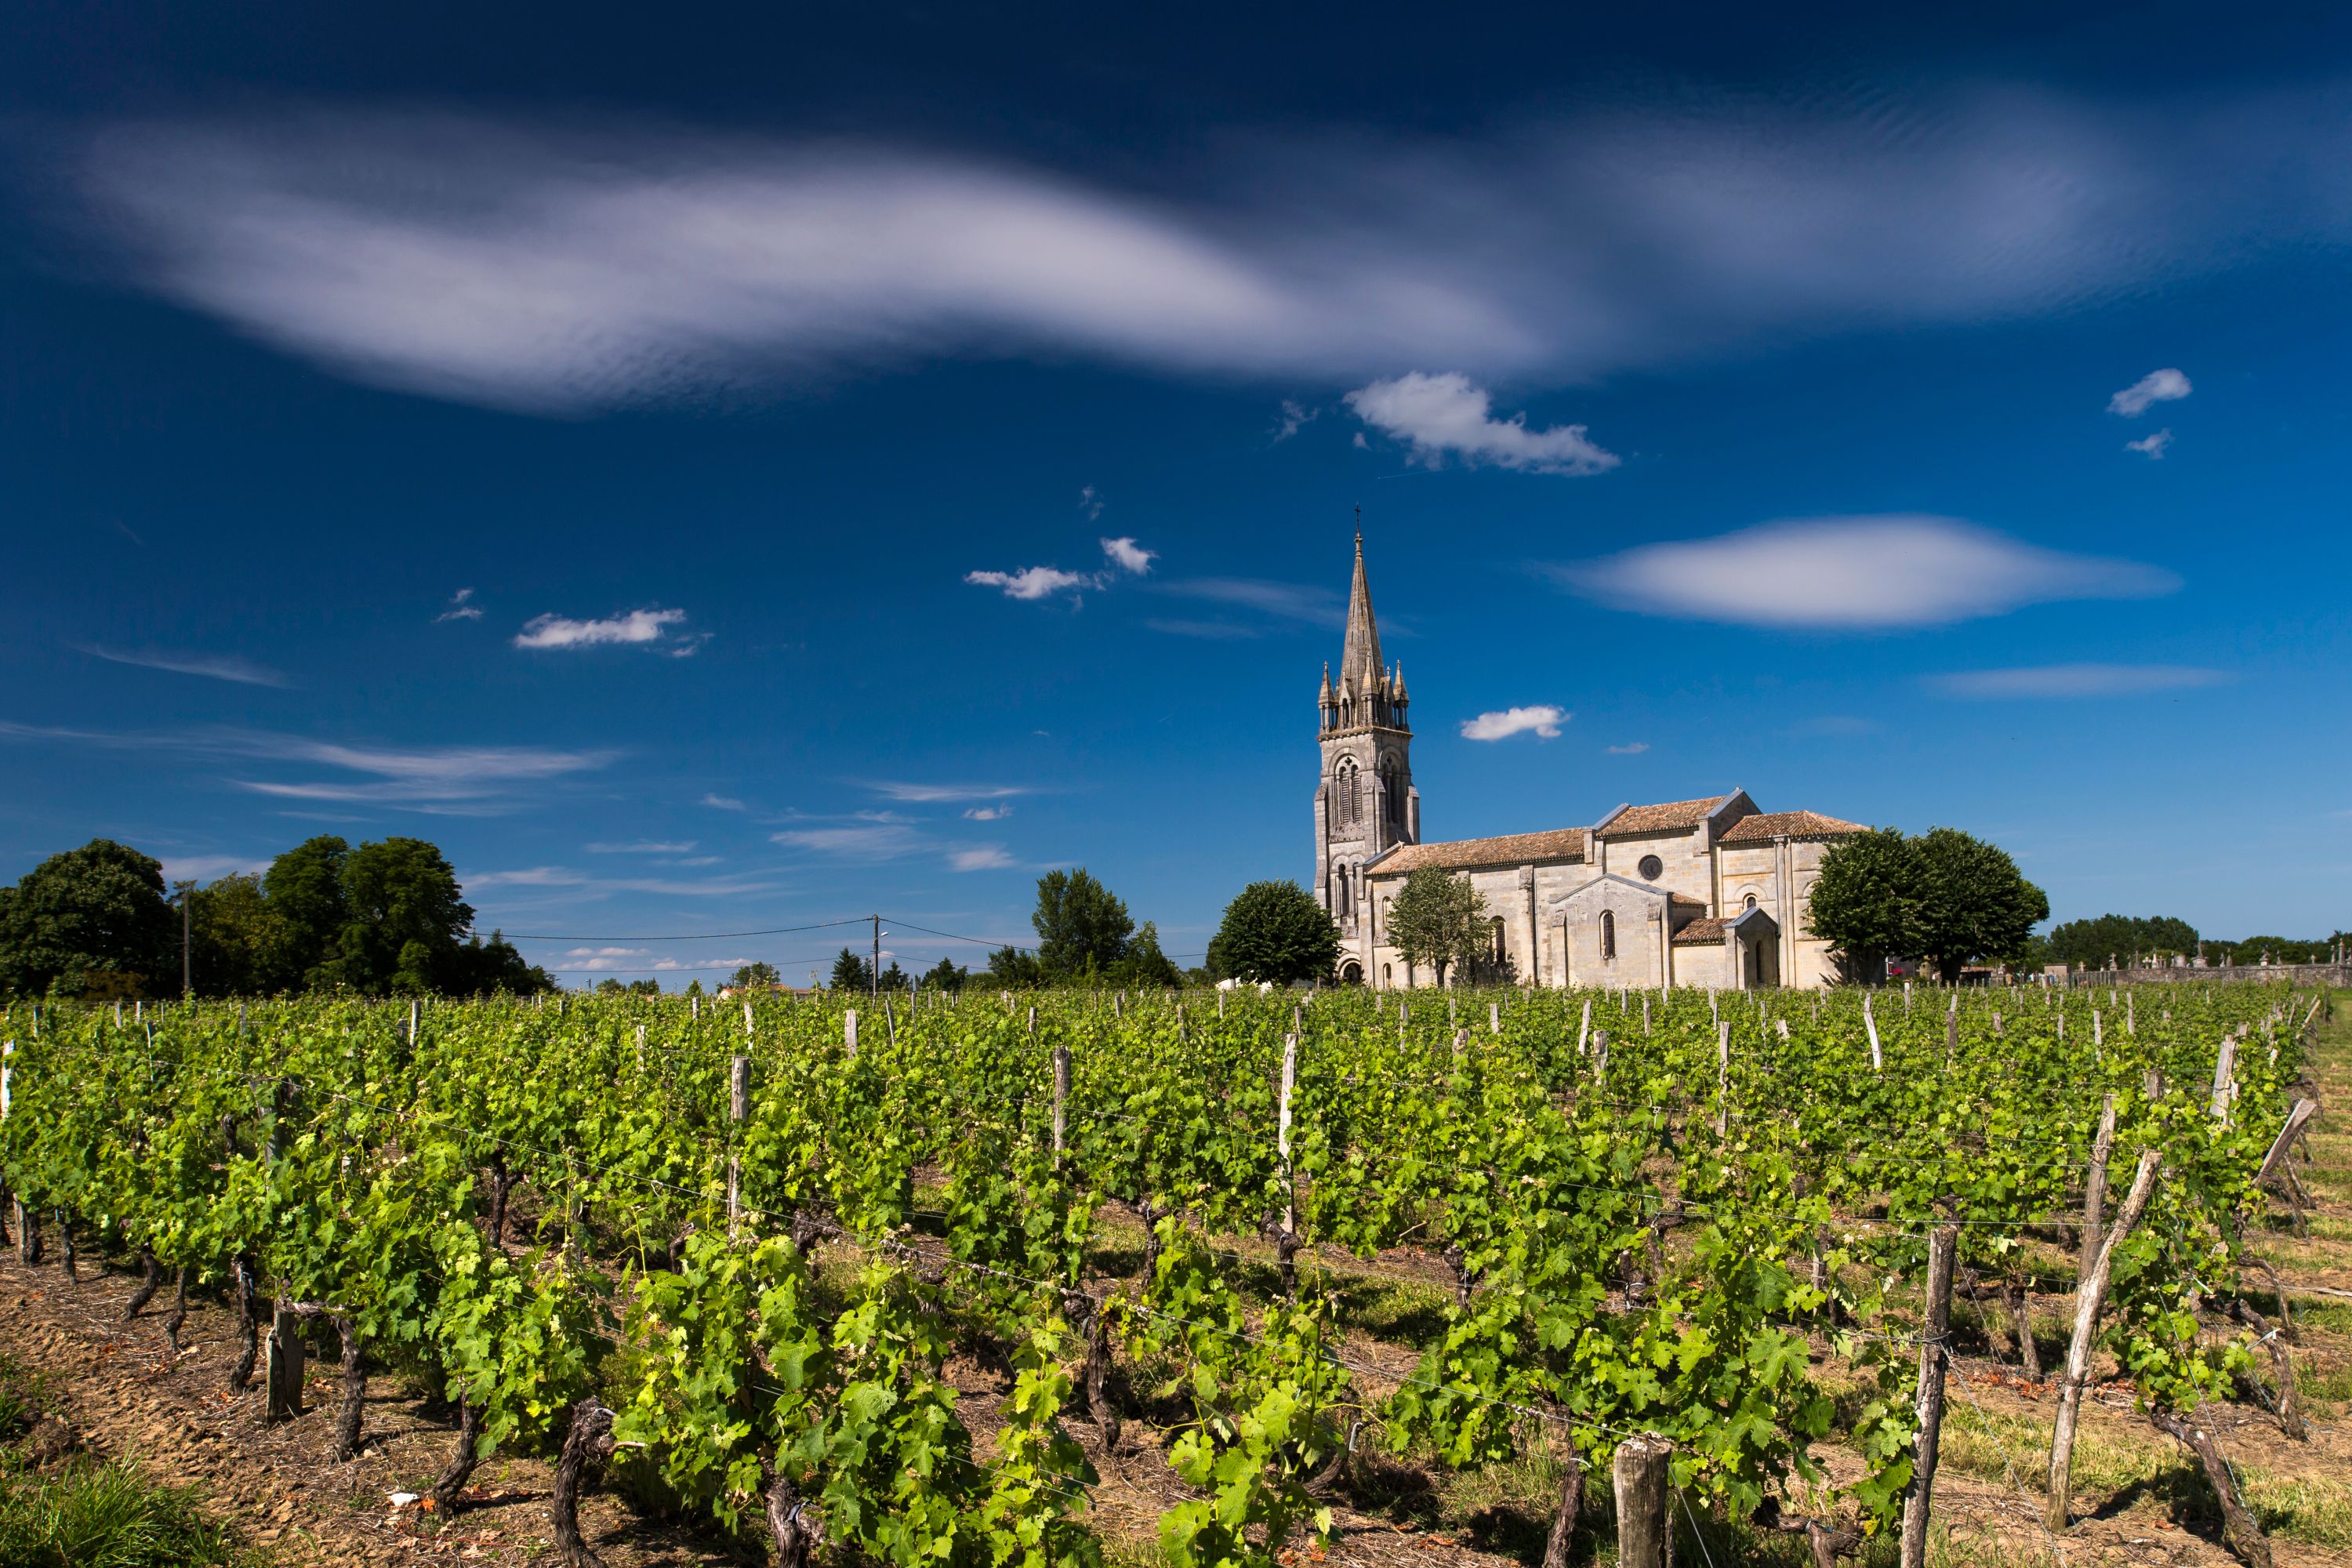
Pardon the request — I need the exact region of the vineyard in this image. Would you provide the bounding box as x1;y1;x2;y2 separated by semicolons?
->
0;980;2337;1568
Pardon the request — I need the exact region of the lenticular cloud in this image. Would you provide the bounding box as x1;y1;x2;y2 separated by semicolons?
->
59;82;2352;412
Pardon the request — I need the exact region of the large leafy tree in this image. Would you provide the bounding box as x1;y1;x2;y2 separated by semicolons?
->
263;835;353;987
1911;826;2048;982
985;946;1045;988
1384;869;1486;987
187;872;289;996
1207;880;1339;984
323;837;477;994
1030;868;1134;979
1805;829;1920;983
0;838;177;998
920;957;970;993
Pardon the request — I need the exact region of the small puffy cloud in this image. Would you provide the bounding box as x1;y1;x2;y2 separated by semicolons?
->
2107;367;2191;417
1606;741;1650;755
1346;372;1619;476
1461;704;1569;741
963;804;1013;821
1101;536;1154;575
1271;399;1318;441
1929;663;2228;699
700;793;746;810
1080;485;1104;521
1557;515;2177;629
964;565;1098;601
586;839;695;854
949;844;1016;872
514;607;689;650
83;644;292;687
435;587;483;622
159;854;270;881
2125;429;2172;459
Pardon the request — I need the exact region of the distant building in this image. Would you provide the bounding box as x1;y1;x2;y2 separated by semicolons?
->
1315;536;1867;990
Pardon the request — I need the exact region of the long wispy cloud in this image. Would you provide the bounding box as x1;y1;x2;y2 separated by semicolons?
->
1347;373;1617;474
1461;705;1569;740
1145;577;1344;640
58;85;2352;409
81;644;291;687
435;586;483;622
0;720;619;812
514;606;703;654
1555;515;2177;629
967;536;1154;604
2107;368;2191;417
1929;663;2229;699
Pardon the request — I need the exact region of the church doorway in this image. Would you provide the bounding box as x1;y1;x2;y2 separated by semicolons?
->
1339;960;1363;985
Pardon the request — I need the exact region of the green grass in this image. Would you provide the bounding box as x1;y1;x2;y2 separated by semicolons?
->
0;1353;256;1568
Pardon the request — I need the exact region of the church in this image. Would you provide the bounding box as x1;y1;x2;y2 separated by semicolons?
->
1315;537;1867;991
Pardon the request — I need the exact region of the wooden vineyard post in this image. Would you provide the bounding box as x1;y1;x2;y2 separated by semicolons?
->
1489;1000;1500;1035
2047;1149;2163;1531
1899;1218;1959;1568
1027;1006;1036;1039
2078;1095;2116;1283
742;1000;753;1039
3;1040;32;1266
1275;1032;1301;1297
266;1301;304;1422
1864;992;1882;1072
1592;1029;1608;1085
844;1009;858;1058
1052;1044;1071;1164
690;992;699;1021
1577;998;1591;1054
1945;993;1958;1060
1715;1021;1730;1136
1642;994;1650;1035
728;1054;750;1240
2209;1032;2238;1123
1612;1436;1671;1568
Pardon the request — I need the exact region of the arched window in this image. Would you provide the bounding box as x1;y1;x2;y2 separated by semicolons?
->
1338;864;1352;913
1490;917;1507;964
1382;963;1392;985
1600;909;1617;961
1381;757;1403;830
1380;897;1392;942
1743;891;1758;911
1336;759;1359;825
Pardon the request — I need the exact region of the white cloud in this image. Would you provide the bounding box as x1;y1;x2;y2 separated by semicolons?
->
963;805;1013;821
700;793;746;810
1346;373;1619;475
1929;663;2229;699
1152;578;1341;628
1101;536;1154;575
964;565;1098;602
586;839;696;854
1606;741;1650;755
771;822;925;858
949;844;1016;872
1559;515;2178;629
66;89;2352;410
514;607;690;650
869;782;1029;803
435;586;483;622
2125;429;2173;459
1080;485;1103;521
82;644;291;687
1272;400;1319;441
159;854;269;881
2107;368;2191;417
1461;705;1570;741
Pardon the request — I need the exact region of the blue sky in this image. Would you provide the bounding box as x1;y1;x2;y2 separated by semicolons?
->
4;1;2350;983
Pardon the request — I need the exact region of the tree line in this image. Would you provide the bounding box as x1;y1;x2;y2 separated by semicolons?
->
0;837;553;1000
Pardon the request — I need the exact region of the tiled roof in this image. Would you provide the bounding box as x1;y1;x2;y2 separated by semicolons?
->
1718;809;1868;844
1669;892;1708;911
1671;916;1729;946
1600;796;1728;835
1370;828;1586;874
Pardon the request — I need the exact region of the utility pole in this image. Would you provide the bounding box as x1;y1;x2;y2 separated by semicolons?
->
177;881;194;1000
871;915;882;1002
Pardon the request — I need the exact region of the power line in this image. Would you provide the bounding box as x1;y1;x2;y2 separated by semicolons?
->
497;917;871;942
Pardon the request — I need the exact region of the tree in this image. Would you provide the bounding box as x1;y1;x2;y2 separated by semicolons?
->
1911;826;2048;982
187;872;287;996
877;960;910;993
1031;868;1134;979
322;837;476;995
1806;829;1922;983
828;949;870;991
735;960;784;989
1207;880;1339;985
920;957;970;993
986;946;1045;988
0;839;178;998
2035;914;2201;972
1384;869;1487;987
263;836;352;988
1109;920;1184;989
451;931;556;996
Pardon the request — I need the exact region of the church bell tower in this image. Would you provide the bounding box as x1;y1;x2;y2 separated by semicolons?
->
1314;531;1417;936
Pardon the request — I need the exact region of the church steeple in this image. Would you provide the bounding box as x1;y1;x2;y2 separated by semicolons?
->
1338;531;1384;702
